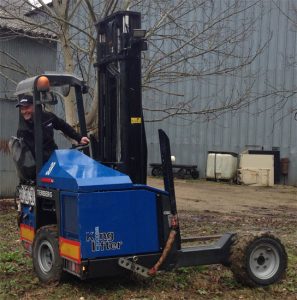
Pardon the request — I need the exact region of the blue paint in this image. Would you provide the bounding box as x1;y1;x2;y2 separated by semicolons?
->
37;150;133;192
60;189;160;259
134;184;169;196
60;192;79;240
20;204;35;228
35;149;164;260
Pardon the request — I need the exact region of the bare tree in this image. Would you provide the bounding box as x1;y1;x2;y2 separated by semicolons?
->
0;0;269;129
265;0;297;123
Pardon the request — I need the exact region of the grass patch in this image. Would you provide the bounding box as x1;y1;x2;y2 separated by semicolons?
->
0;202;296;299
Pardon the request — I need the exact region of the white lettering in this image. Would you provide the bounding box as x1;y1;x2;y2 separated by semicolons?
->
86;227;123;252
37;189;53;198
19;185;35;206
45;162;56;176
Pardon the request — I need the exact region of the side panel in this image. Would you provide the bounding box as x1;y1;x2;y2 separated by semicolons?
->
60;192;79;240
59;189;161;260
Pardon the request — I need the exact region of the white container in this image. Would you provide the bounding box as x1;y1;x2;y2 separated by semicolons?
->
206;153;238;180
238;168;272;186
238;154;274;186
239;154;273;169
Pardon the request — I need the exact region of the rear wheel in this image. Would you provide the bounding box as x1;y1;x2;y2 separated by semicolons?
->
229;232;287;287
32;225;63;283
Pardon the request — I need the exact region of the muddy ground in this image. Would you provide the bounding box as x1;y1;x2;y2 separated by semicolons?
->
148;177;297;214
149;177;297;237
0;178;297;299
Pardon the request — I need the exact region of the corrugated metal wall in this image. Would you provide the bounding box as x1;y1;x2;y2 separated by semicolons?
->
143;0;297;185
0;99;18;197
0;36;57;197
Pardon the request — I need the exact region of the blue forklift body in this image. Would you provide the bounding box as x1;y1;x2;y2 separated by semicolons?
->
37;150;165;259
37;150;133;192
60;190;160;258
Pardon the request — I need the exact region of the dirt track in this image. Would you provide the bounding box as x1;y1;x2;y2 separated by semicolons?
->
147;177;297;215
147;177;297;241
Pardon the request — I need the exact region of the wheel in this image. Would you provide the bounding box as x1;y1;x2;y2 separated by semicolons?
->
177;168;186;179
32;225;63;283
151;167;158;176
190;169;199;179
229;232;287;287
152;167;162;176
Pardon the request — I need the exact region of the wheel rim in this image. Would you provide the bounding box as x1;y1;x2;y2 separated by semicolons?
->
249;242;280;280
38;240;55;274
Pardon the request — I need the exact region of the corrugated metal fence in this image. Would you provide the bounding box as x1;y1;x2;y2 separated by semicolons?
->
0;100;19;197
0;36;57;197
143;0;297;185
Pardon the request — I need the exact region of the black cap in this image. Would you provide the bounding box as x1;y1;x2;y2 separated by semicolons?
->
16;95;33;108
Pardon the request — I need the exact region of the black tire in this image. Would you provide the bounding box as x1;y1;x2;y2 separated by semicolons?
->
32;225;63;284
177;168;186;179
151;167;158;176
190;169;199;179
152;167;162;176
229;232;287;287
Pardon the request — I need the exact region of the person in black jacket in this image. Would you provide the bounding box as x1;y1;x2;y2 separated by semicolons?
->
16;95;90;163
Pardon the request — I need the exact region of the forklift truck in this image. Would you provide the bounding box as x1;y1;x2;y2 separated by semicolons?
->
12;11;287;287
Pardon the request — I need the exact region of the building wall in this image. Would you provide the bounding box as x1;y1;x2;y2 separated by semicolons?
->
0;36;57;99
143;0;297;185
0;99;18;197
0;36;57;197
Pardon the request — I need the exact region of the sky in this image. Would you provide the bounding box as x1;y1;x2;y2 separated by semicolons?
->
30;0;52;8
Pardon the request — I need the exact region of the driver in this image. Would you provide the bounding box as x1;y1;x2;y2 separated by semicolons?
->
16;95;90;163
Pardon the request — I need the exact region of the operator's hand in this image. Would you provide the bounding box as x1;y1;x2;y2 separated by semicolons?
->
80;136;90;145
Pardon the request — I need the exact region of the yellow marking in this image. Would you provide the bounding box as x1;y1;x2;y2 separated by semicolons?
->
20;225;35;243
131;117;142;124
59;238;81;262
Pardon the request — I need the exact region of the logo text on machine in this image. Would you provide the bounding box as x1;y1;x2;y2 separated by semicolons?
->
86;227;123;252
36;189;53;198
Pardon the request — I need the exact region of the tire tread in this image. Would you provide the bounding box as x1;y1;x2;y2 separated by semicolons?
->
229;231;287;287
32;224;63;284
